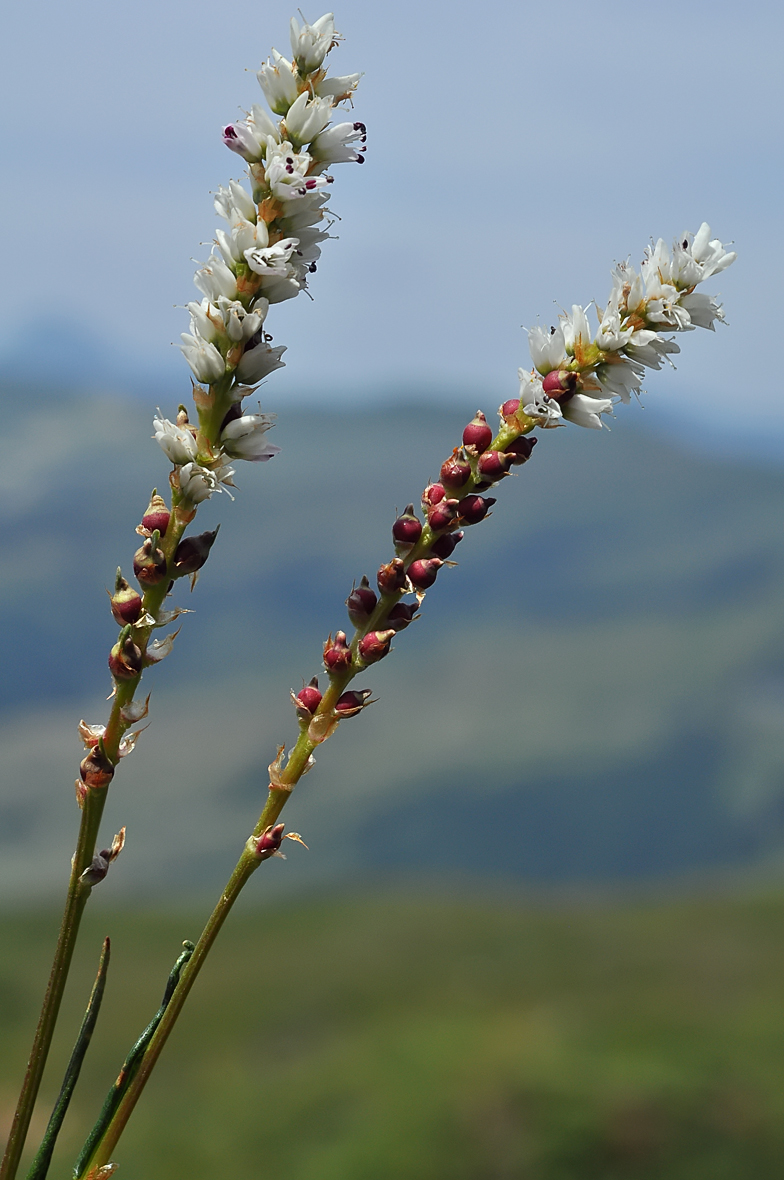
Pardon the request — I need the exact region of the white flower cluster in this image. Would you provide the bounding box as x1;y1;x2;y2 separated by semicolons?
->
519;224;736;430
179;11;364;394
161;12;363;503
153;409;279;504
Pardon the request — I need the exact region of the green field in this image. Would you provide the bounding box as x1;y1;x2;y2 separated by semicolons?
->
3;890;784;1179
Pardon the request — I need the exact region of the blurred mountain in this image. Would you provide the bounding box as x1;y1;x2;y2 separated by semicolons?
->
2;381;784;899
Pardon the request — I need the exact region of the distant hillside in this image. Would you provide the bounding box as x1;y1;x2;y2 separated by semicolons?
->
2;383;784;897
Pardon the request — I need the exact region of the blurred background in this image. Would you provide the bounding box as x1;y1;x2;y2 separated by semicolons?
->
2;0;784;1174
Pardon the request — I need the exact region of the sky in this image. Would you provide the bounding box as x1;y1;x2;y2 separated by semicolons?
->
0;0;781;438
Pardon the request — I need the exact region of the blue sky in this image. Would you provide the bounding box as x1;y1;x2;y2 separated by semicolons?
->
0;0;780;436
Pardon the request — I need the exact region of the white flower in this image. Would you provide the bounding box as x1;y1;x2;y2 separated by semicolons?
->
314;72;361;102
264;140;332;202
561;393;613;430
179;334;226;383
527;324;566;374
194;252;238;302
221;414;281;462
689;222;736;278
562;304;592;354
214;180;257;225
262;276;303;303
625;333;680;370
247;105;280;146
594;288;635;352
283;92;334;147
216;216;268;267
179;462;221;504
153;415;198;465
222;121;264;162
522;389;563;426
244;238;300;280
290;13;335;74
677;290;725;330
257;50;299;115
595;355;644;402
310;120;366;166
236;342;287;384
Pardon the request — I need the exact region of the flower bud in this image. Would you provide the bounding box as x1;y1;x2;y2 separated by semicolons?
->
503;435;537;465
542;369;578;399
501;398;521;420
408;558;442;590
108;631;143;681
296;677;323;715
384;602;418;631
346;576;378;625
392;505;423;546
477;451;514;481
377;558;408;594
257;822;285;856
79;744;115;789
422;483;446;509
323;630;353;671
458;495;496;525
431;530;464;559
335;688;373;717
358;629;395;664
110;570;143;626
133;532;166;586
427;498;459;531
440;452;471;490
462;411;493;453
140;490;170;537
173;527;220;576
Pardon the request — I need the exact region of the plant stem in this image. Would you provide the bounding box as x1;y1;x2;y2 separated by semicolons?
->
25;938;111;1180
1;498;192;1180
0;793;108;1180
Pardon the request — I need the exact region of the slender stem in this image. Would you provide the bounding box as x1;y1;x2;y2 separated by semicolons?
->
76;840;267;1174
0;793;108;1180
1;497;192;1180
25;939;111;1180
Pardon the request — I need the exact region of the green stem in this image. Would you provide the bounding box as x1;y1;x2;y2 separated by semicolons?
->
25;939;111;1180
1;493;192;1180
0;793;108;1180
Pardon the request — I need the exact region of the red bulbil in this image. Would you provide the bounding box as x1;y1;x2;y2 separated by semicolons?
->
458;495;496;524
377;558;408;594
431;530;464;559
140;491;170;537
385;602;418;631
335;689;373;716
323;631;353;671
110;577;142;626
408;558;442;590
108;635;143;681
422;482;446;508
501;398;521;419
257;823;285;856
296;682;323;713
428;498;459;531
542;369;578;398
440;453;472;490
504;435;537;465
477;451;514;481
346;579;378;623
133;536;167;587
79;746;115;790
462;411;493;452
392;506;423;545
358;629;395;664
